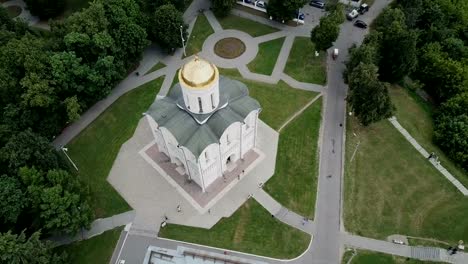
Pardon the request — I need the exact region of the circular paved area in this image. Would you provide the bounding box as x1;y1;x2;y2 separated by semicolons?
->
214;37;246;59
202;30;258;69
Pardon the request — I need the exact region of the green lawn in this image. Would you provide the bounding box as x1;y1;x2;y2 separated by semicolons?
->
342;250;446;264
265;100;322;218
159;199;310;259
389;86;468;187
145;62;166;75
217;14;278;37
344;116;468;244
57;227;123;264
247;37;285;75
67;77;164;218
284;37;327;85
219;68;318;130
186;14;214;57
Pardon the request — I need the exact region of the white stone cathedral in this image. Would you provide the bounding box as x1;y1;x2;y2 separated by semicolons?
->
146;56;261;192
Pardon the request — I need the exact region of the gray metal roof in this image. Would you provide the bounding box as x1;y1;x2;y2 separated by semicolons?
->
146;76;261;158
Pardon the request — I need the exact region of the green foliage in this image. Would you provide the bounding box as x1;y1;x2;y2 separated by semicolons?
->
266;0;307;22
149;4;187;52
24;0;65;19
348;63;394;126
0;130;60;175
0;176;27;224
434;92;468;170
345;43;379;82
211;0;236;17
371;7;418;82
416;43;468;102
310;8;342;51
0;230;66;264
19;167;93;235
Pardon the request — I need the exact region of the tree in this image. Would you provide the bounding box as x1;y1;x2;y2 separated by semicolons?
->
0;176;27;224
19;167;93;235
345;42;379;82
0;130;60;175
311;14;340;51
24;0;65;19
373;7;406;33
348;63;395;126
267;0;307;22
211;0;236;17
417;43;468;102
0;230;66;264
377;21;418;82
149;4;188;52
434;92;468;170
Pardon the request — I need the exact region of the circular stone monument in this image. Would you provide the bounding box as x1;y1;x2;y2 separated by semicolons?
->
214;37;246;59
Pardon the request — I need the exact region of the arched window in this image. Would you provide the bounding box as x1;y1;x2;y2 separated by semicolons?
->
211;93;215;109
198;97;203;113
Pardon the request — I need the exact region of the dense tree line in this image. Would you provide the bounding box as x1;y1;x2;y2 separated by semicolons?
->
1;0;189;260
346;0;468;171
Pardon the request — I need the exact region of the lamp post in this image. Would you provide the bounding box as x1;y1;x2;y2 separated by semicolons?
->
61;146;78;171
180;25;186;57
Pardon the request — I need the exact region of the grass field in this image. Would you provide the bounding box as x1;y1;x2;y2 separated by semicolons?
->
389;86;468;187
67;77;164;218
247;37;285;75
284;37;327;85
159;199;310;259
342;250;446;264
344;116;468;244
265;100;322;218
186;14;214;57
145;62;166;75
57;227;123;264
217;14;278;37
219;68;317;130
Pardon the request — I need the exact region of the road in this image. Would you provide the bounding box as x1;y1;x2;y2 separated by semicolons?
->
307;1;393;263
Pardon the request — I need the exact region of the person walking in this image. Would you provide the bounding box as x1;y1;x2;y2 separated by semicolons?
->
177;205;181;213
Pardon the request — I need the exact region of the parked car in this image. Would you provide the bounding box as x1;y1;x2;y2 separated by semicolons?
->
309;0;325;9
243;0;254;3
353;20;367;28
358;3;369;14
346;9;359;21
294;10;305;20
255;0;266;8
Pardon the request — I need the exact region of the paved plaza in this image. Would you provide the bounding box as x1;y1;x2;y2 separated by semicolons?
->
108;116;278;233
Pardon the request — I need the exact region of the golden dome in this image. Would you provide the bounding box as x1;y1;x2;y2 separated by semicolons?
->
179;56;219;89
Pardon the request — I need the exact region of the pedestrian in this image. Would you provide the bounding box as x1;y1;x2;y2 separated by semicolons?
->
339;123;343;127
208;209;211;214
164;215;168;221
237;174;240;180
428;152;434;160
177;205;181;212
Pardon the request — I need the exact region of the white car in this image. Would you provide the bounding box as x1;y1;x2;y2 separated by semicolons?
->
346;9;359;21
255;0;266;8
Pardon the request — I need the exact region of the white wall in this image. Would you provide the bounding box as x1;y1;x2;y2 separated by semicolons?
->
181;79;220;114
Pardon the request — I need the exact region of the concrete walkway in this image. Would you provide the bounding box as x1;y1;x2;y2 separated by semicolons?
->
49;210;135;246
388;117;468;196
342;233;468;264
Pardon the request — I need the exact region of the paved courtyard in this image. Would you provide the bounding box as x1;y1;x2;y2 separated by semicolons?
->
108;116;278;234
